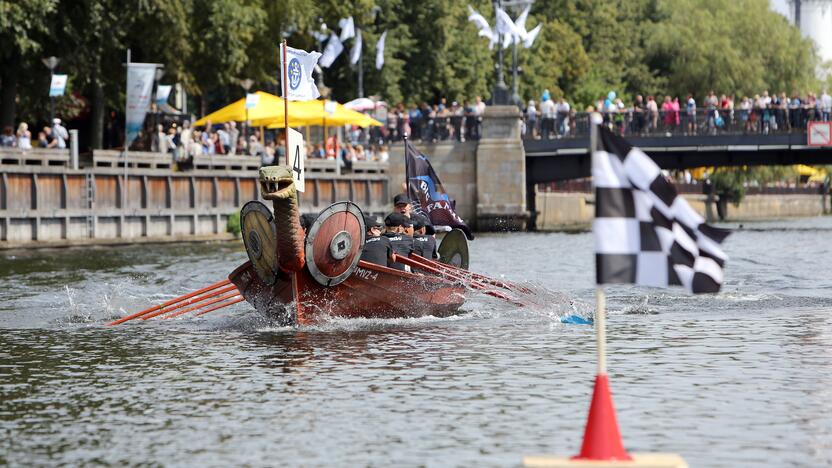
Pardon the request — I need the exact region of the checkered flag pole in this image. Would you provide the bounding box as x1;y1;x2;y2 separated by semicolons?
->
589;114;730;373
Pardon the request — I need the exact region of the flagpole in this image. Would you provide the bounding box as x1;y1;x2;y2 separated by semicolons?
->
282;40;290;166
403;133;410;198
590;112;606;375
123;48;130;217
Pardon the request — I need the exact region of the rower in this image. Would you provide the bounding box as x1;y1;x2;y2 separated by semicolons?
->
383;212;414;271
412;214;438;259
393;193;412;218
359;215;392;267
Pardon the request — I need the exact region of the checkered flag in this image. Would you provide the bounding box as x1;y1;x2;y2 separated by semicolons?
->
593;124;730;293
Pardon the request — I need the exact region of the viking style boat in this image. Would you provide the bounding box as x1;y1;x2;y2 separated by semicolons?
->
110;165;530;327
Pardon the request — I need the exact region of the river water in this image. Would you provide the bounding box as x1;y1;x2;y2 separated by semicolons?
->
1;217;831;467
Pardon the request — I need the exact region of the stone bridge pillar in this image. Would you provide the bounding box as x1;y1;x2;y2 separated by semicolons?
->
475;106;528;231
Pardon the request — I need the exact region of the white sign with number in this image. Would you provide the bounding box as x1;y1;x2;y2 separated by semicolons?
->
808;121;832;146
287;127;305;192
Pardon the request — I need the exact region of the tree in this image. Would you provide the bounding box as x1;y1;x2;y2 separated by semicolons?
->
0;0;58;127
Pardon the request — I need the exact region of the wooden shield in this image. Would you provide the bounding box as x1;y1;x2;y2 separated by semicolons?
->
241;201;279;285
305;202;366;287
438;228;470;269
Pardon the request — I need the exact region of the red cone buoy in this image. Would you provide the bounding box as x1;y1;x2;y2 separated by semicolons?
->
572;374;632;461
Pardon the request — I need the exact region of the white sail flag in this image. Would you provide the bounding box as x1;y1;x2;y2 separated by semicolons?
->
280;43;321;101
338;16;355;42
524;23;542;48
125;63;156;148
319;33;344;68
350;29;362;65
375;31;387;70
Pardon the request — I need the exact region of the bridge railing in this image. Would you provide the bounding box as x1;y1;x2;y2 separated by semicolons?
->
526;108;826;140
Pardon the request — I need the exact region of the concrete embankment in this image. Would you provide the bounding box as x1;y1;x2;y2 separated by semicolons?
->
535;192;827;230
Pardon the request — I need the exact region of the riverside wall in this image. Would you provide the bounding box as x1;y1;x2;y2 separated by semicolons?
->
535;191;828;230
0;149;389;249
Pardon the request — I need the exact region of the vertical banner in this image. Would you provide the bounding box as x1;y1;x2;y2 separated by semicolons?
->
125;63;157;148
155;84;172;106
49;75;68;97
287;127;305;192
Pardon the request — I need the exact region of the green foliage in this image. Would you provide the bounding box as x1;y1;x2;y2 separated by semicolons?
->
711;168;747;205
0;0;822;132
227;211;242;237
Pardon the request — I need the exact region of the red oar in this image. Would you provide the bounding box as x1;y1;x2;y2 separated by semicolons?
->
108;279;232;326
413;254;533;294
141;284;238;320
193;296;246;317
156;290;242;320
394;254;526;307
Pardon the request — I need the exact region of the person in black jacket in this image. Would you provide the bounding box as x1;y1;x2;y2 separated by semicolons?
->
383;213;414;271
360;216;392;267
412;214;438;259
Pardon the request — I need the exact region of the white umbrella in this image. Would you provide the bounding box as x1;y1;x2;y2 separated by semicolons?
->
344;97;380;112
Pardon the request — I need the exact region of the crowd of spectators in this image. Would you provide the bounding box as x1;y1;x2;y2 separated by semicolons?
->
367;97;487;144
0;119;69;149
523;88;832;139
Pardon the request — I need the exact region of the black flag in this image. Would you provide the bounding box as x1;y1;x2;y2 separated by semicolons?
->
405;139;474;239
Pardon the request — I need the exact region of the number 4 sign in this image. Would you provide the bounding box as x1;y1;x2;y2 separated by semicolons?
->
807;121;832;147
286;127;305;192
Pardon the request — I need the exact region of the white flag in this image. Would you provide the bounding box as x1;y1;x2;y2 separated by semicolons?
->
319;33;344;68
339;16;355;42
479;28;498;50
495;8;521;38
375;31;387;70
280;43;321;101
350;29;362;65
523;24;542;48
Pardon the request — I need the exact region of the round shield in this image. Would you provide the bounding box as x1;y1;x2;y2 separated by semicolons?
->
438;228;470;269
241;201;279;285
305;202;366;287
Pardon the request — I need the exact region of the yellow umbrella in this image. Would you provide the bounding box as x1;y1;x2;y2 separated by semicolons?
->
265;100;382;128
193;91;308;127
795;164;819;177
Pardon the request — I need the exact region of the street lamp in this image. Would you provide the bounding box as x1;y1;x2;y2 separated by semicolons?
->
491;1;510;105
239;79;255;152
153;67;165;132
503;0;534;107
42;56;60;123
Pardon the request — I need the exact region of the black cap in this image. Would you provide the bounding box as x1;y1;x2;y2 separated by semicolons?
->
412;213;429;230
385;212;407;227
393;193;410;206
364;215;383;229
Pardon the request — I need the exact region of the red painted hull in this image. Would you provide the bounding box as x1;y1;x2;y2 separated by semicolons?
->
229;260;466;325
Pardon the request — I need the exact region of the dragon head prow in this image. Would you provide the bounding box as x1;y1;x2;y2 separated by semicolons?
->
259;165;295;200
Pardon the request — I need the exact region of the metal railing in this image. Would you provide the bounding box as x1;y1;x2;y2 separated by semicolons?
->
523;108;832;139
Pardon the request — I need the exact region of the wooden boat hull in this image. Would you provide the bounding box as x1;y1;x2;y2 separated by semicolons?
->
229;260;466;325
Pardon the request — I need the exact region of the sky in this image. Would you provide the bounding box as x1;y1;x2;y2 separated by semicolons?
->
770;0;791;20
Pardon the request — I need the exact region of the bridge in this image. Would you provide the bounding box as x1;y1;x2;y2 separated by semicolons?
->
524;113;832;185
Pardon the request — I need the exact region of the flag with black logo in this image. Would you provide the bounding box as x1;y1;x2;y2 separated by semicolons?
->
405;139;474;240
593;125;729;293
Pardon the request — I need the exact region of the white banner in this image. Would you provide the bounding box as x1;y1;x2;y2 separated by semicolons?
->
287;127;305;192
49;74;68;97
155;84;172;105
376;31;387;70
350;29;362;65
338;16;355;42
280;44;321;101
320;33;344;68
125;63;156;148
